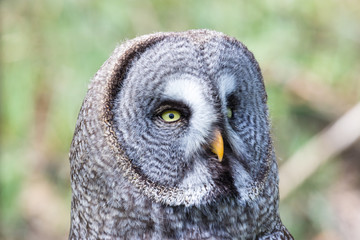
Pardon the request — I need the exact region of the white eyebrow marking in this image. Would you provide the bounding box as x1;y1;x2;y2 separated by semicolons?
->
163;75;217;155
218;74;237;105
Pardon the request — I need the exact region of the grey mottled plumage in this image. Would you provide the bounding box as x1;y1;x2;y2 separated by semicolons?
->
69;29;293;239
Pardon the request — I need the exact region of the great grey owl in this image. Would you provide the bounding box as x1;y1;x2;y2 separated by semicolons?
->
69;29;293;239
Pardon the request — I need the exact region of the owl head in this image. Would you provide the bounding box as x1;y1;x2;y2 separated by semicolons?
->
71;29;277;207
69;29;294;239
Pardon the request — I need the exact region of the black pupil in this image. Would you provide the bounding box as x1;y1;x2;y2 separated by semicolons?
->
169;113;175;119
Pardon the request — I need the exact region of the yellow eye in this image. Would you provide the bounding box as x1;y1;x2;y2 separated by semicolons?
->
227;107;233;118
161;110;181;122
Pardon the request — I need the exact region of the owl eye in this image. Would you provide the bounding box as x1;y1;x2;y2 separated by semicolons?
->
226;107;233;119
161;110;181;122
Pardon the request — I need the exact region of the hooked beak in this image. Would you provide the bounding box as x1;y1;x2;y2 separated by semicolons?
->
210;129;224;162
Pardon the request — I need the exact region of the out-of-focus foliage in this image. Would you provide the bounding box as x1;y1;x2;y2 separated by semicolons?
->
1;0;359;239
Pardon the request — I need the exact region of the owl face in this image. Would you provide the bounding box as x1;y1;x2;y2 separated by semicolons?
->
112;34;271;205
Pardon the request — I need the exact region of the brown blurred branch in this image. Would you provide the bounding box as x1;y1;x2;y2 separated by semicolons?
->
285;76;351;118
280;102;360;200
264;67;356;119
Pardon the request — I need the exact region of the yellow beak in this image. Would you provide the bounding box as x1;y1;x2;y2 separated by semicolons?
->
211;129;224;162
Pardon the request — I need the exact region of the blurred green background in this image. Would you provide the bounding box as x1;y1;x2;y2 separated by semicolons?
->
1;0;360;239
